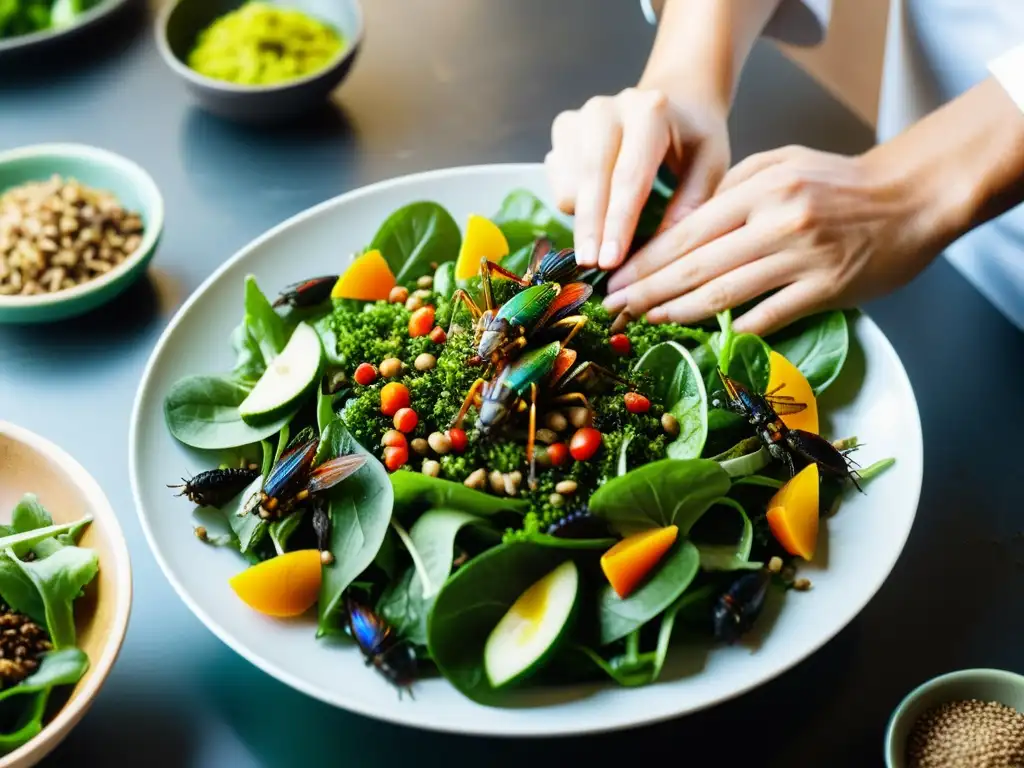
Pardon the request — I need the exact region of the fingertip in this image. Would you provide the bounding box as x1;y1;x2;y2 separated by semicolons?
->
575;238;597;267
602;290;627;313
597;240;621;270
645;307;667;323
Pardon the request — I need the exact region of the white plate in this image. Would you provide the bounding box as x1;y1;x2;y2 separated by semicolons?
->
0;0;130;56
129;164;923;736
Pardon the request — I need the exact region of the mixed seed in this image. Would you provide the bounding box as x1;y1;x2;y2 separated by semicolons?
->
0;175;144;297
0;601;51;689
907;699;1024;767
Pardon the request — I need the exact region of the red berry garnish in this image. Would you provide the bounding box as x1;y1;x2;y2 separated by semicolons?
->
447;428;467;453
409;306;435;338
429;326;447;344
393;407;418;433
624;392;651;414
383;445;409;472
353;363;377;386
609;333;631;356
569;427;602;461
381;429;407;448
546;442;569;467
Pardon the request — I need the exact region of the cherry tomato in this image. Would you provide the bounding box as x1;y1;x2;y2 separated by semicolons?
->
380;382;410;416
353;363;377;386
383;445;409;472
393;407;419;433
447;428;468;453
569;427;602;461
546;442;569;467
429;326;447;344
624;392;651;414
381;429;407;448
609;333;631;356
409;306;436;338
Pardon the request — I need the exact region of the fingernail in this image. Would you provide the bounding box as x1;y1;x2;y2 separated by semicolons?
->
603;290;627;313
576;239;596;266
646;307;667;323
598;240;619;269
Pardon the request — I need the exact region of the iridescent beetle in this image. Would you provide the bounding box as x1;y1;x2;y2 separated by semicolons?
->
346;596;417;697
272;276;338;309
714;369;863;490
246;431;367;519
713;568;772;644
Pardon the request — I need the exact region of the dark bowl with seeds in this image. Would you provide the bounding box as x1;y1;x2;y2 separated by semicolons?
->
886;668;1024;767
0;143;164;324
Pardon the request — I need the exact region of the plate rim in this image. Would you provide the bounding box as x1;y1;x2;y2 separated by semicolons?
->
0;0;130;54
129;162;923;736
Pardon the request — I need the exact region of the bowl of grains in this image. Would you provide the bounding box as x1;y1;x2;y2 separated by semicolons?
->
886;668;1024;767
0;421;132;768
0;143;164;324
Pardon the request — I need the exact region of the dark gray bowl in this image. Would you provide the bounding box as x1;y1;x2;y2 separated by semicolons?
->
155;0;363;124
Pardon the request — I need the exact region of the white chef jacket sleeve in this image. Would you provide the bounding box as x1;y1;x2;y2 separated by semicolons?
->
988;42;1024;113
640;0;831;47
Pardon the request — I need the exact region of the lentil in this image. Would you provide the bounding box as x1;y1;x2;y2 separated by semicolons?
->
0;175;144;297
417;275;434;289
907;699;1024;767
388;285;409;304
414;352;436;371
379;357;403;379
792;577;812;591
555;480;578;495
410;438;430;456
661;412;680;437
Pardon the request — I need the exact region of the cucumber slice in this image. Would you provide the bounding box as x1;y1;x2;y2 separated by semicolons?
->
484;560;579;689
238;322;323;425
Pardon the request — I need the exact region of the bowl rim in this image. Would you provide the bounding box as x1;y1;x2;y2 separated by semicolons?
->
154;0;365;94
0;142;165;311
884;667;1024;764
0;420;133;768
0;0;131;54
129;162;926;737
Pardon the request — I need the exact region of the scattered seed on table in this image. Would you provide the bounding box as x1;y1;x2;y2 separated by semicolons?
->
793;578;812;591
768;556;783;573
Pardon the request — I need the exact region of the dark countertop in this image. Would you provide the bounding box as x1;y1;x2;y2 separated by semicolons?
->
2;1;1022;765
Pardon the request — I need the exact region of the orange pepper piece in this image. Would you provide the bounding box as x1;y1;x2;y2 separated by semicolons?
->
600;525;679;598
766;464;820;560
229;549;323;618
331;249;396;301
766;350;818;434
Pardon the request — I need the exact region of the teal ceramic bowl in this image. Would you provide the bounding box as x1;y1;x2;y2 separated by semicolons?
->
885;668;1024;766
0;143;164;324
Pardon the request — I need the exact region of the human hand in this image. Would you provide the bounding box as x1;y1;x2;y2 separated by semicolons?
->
545;86;730;271
603;144;951;336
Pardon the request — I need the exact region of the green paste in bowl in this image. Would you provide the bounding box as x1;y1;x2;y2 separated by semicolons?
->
187;2;345;86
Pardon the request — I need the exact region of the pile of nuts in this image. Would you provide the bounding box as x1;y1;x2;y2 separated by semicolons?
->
0;174;145;297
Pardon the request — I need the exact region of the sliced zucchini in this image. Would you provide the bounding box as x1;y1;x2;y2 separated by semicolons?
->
483;560;579;689
238;322;322;425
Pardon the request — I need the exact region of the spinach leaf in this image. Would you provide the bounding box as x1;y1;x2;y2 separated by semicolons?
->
718;446;771;478
492;190;573;250
0;648;88;705
426;539;580;704
164;374;299;451
589;459;731;537
8;546;98;650
766;310;849;394
312;313;344;367
433;261;456;300
10;496;51;535
634;341;708;459
726;333;771;392
316;420;394;636
243;276;287;366
370;202;462;284
231;322;266;385
390;471;528;518
379;510;498;645
227;475;266;554
690;335;743;432
597;539;700;645
269;510;305;556
693;498;759;571
316;384;334;434
499;243;534;278
0;691;48;754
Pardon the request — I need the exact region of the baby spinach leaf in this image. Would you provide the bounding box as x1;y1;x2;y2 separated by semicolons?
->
230;322;264;385
389;471;528;518
718;446;771;478
0;691;48;753
243;276;287;366
227;475;265;554
693;498;759;572
766;310;849;394
427;539;581;704
433;261;456;300
312;313;344;367
317;420;394;636
499;243;535;278
10;496;51;535
379;510;498;645
370;202;462;284
597;539;700;645
316;384;334;434
164;374;300;450
726;334;771;392
0;648;88;705
691;335;743;432
589;459;731;537
492;190;573;250
269;510;305;556
634;341;708;459
8;546;98;650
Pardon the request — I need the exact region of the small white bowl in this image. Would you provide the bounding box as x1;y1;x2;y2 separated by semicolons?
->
0;421;132;768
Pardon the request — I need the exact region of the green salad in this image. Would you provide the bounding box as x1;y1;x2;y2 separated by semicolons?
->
0;495;96;751
0;0;101;40
162;186;893;704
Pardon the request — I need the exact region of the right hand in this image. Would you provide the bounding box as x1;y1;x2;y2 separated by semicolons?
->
545;86;731;270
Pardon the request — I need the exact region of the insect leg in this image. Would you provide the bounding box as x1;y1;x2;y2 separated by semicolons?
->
449;378;487;430
481;257;531;288
448;289;484;337
527;383;539;491
548;315;588;349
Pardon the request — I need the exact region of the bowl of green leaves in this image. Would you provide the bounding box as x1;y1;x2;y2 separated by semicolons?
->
0;0;131;55
156;0;364;123
0;421;132;767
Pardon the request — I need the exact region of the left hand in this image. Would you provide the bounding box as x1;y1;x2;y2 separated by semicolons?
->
602;144;945;336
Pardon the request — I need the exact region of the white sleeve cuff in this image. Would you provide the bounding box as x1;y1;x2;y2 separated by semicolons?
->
989;42;1024;113
641;0;831;47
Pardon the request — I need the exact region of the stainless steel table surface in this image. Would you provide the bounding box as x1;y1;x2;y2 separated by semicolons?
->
2;1;1023;766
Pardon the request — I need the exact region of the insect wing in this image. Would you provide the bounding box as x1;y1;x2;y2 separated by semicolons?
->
496;283;558;327
526;237;553;279
504;341;560;395
264;438;318;500
536;246;579;285
347;599;392;656
305;454;367;495
536;282;593;327
547;347;578;390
